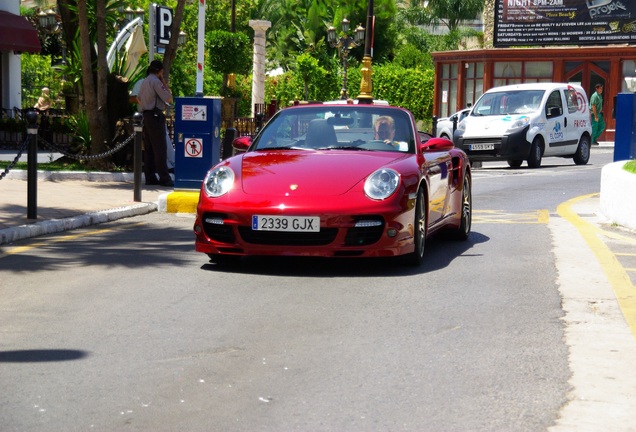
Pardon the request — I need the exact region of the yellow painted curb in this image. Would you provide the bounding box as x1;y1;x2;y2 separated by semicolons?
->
165;191;200;214
558;193;636;340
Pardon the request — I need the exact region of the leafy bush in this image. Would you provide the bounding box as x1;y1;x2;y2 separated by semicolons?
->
373;64;435;126
21;53;64;108
206;30;252;76
68;111;91;154
394;44;428;70
624;160;636;174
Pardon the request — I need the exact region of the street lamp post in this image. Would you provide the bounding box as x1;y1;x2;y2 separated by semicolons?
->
327;18;365;100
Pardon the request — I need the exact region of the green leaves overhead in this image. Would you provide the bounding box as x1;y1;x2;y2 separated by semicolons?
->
206;30;252;76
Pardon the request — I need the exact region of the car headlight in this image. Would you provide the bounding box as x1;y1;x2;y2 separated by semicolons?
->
364;168;400;200
203;166;235;197
506;116;530;132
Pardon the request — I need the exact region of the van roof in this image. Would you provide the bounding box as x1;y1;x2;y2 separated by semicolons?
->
485;82;585;93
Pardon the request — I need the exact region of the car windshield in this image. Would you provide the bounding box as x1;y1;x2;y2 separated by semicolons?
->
472;90;545;116
252;106;415;153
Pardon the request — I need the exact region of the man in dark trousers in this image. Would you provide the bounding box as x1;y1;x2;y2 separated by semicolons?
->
138;60;174;186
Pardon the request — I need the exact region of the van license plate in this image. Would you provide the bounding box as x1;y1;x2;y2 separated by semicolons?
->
470;143;494;151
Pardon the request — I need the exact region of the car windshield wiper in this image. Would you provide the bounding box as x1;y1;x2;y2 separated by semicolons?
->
316;146;370;151
256;146;309;151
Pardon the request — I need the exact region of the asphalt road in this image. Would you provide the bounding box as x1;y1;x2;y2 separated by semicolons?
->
1;148;635;431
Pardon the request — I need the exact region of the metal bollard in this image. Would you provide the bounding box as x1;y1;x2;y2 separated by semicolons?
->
255;112;264;135
222;127;238;160
431;116;438;138
133;112;143;202
26;109;39;219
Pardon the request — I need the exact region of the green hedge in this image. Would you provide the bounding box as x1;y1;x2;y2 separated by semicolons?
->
265;63;435;127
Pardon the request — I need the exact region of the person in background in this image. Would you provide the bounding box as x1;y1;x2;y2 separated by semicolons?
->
130;78;175;173
137;60;174;186
34;87;52;111
590;83;605;145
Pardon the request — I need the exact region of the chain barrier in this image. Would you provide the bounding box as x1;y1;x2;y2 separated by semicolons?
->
37;132;135;162
0;135;29;181
0;130;136;181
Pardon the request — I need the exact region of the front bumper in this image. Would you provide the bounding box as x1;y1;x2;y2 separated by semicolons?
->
194;204;416;259
455;127;530;162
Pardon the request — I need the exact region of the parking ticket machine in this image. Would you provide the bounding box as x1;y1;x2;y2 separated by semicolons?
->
173;96;222;189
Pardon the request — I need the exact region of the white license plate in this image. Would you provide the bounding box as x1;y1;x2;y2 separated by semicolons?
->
252;215;320;232
470;143;495;151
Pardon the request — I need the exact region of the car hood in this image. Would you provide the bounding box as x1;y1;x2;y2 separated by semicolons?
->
238;150;406;196
462;114;530;137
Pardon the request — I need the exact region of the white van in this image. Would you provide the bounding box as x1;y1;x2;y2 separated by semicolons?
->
454;83;592;168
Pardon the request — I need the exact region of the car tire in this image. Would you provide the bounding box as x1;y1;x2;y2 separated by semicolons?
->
527;137;543;168
507;159;523;168
573;135;591;165
404;188;427;266
450;172;472;241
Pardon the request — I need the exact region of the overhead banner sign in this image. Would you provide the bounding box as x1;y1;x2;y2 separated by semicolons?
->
494;0;636;47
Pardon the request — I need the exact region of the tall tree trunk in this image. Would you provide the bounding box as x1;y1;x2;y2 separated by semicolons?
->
162;0;187;85
95;0;110;153
77;0;107;168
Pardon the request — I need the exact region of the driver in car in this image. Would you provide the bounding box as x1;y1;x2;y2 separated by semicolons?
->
374;116;396;143
374;116;408;151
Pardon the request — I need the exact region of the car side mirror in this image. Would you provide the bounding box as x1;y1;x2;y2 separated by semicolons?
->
421;137;454;152
232;136;252;153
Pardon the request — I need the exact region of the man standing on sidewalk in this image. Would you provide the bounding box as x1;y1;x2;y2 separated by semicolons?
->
590;83;605;145
137;60;174;186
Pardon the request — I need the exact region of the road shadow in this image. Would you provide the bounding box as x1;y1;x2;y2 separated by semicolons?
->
1;217;195;273
0;349;88;363
200;230;490;278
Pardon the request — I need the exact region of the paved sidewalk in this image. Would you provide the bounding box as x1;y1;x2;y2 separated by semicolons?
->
0;171;171;244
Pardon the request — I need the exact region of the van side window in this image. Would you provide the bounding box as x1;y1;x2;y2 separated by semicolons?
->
545;90;563;118
565;88;579;114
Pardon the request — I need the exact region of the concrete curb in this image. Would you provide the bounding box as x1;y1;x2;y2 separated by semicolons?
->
5;170;135;182
600;161;636;231
0;202;157;245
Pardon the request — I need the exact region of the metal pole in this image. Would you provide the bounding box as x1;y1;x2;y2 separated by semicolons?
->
357;0;375;102
26;110;39;219
133;112;143;202
341;49;349;99
148;3;155;62
195;0;206;96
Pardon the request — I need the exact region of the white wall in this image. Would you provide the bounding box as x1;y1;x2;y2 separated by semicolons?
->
1;0;25;111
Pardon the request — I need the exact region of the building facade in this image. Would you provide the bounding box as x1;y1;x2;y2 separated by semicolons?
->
0;0;41;112
432;46;636;142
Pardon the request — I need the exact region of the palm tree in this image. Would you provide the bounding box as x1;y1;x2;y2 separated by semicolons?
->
398;0;483;33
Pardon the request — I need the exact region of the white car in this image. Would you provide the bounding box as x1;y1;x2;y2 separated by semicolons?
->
454;83;593;168
435;108;471;140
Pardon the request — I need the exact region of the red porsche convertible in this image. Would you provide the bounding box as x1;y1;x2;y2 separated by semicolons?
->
194;102;472;265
